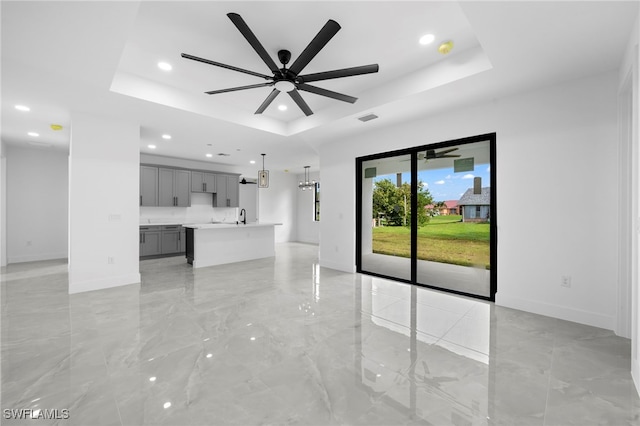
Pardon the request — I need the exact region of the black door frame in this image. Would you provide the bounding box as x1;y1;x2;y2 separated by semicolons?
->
355;133;497;302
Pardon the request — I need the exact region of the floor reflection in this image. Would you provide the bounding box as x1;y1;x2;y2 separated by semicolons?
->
356;275;492;424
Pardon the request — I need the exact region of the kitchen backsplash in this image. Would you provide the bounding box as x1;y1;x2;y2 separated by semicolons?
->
140;192;238;224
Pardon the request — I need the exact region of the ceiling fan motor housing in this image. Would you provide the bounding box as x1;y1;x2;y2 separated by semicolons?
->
278;49;291;65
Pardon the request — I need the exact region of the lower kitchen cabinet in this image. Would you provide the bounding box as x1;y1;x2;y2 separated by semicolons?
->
140;226;162;257
161;225;181;254
140;225;186;259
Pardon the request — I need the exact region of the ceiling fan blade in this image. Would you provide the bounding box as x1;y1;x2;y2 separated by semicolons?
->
255;89;281;114
288;19;341;76
205;82;273;95
182;53;272;80
297;83;357;103
438;154;461;158
298;64;379;83
288;90;313;116
226;13;281;75
435;147;459;156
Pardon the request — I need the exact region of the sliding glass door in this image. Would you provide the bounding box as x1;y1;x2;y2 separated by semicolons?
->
356;134;496;300
359;153;413;281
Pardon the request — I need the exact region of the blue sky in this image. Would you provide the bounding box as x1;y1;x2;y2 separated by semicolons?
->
418;164;491;201
375;163;491;202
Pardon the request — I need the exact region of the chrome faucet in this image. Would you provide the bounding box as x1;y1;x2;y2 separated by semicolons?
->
239;208;246;225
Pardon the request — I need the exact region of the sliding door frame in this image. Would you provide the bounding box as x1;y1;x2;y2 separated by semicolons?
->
356;133;497;302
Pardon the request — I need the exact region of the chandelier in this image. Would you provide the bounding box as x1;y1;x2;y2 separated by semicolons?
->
298;166;316;190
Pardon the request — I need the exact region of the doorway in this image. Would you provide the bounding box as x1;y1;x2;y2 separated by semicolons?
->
356;133;496;301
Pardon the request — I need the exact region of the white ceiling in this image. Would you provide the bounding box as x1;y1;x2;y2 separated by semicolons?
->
2;1;638;173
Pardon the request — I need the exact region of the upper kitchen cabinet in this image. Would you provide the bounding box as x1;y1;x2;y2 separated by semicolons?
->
191;171;217;193
140;166;158;206
159;168;191;207
215;174;239;207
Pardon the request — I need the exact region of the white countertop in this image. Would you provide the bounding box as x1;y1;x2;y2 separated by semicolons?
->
183;222;282;230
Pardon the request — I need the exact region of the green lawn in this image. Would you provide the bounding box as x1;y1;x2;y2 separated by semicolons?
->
372;215;491;269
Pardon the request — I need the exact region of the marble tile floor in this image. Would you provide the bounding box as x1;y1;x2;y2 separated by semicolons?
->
1;242;639;425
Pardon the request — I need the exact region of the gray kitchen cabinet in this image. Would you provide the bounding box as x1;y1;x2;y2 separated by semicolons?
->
215;174;239;207
140;226;161;256
161;225;181;254
159;168;191;207
140;166;158;206
191;171;217;193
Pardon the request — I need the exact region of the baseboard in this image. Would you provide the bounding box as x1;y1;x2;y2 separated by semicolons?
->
8;252;67;264
69;272;141;294
495;293;615;330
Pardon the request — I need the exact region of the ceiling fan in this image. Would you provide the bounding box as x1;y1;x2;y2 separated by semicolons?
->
240;178;257;185
402;148;461;162
421;148;460;161
181;13;379;116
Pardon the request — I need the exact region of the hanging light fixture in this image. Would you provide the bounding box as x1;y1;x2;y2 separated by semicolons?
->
298;166;316;191
258;153;269;188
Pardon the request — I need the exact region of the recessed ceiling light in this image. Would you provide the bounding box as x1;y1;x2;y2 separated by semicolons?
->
206;153;213;158
15;105;30;112
148;144;156;149
419;34;435;45
278;104;287;111
250;160;256;164
158;62;172;71
162;134;171;140
27;132;39;137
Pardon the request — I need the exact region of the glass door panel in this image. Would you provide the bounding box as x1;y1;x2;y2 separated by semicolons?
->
360;153;412;281
416;140;492;297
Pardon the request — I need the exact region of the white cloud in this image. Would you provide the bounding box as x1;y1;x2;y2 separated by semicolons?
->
435;180;446;185
486;166;491;172
462;174;475;179
421;182;428;188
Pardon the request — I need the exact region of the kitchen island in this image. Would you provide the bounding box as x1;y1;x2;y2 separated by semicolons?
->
182;222;281;268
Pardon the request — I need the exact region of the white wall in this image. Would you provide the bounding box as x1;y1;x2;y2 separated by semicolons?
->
68;113;140;294
257;170;297;243
0;141;6;267
621;9;640;398
295;170;320;244
320;71;620;331
5;145;68;263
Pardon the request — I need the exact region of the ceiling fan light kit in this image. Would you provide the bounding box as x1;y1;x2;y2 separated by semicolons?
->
181;13;379;116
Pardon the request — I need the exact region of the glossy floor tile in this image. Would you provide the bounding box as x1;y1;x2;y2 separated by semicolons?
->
2;243;639;425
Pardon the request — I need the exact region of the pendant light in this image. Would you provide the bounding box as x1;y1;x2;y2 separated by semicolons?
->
298;166;316;190
258;153;269;188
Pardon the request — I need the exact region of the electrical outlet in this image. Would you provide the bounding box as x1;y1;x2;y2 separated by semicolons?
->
108;257;115;265
561;275;572;288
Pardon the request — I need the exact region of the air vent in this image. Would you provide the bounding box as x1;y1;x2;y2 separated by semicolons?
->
357;113;378;122
217;153;230;157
